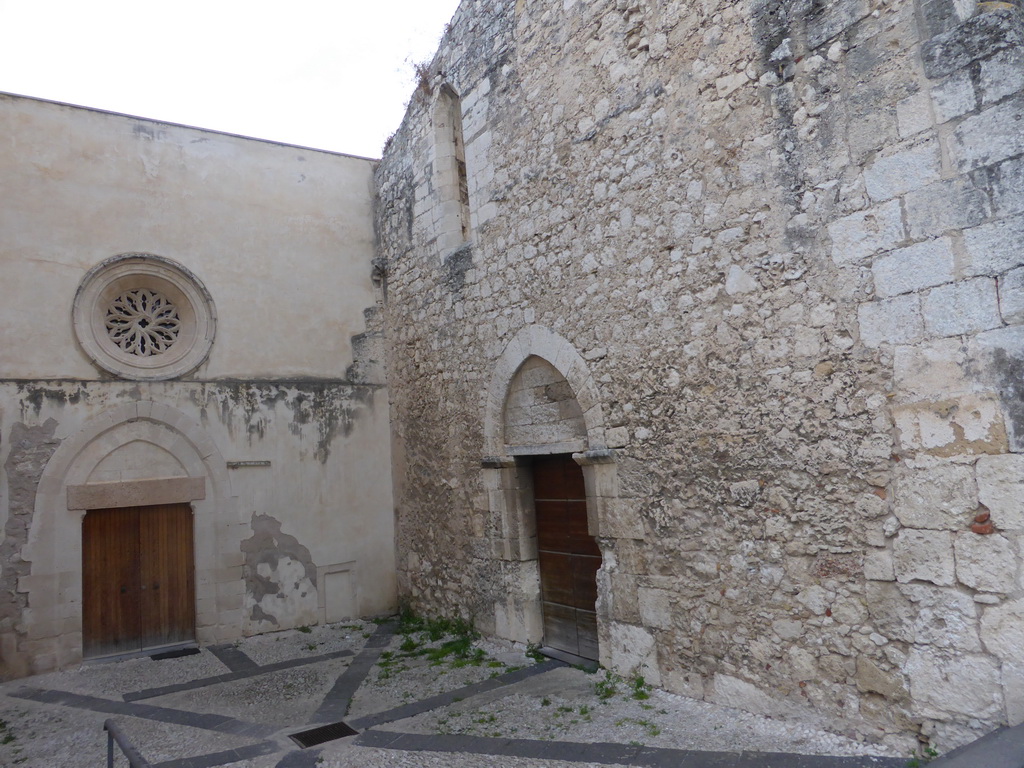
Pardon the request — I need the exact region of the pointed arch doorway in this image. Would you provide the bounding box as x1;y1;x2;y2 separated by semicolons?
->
533;453;600;660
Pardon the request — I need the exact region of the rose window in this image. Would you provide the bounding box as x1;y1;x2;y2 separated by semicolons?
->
104;289;181;356
74;254;216;379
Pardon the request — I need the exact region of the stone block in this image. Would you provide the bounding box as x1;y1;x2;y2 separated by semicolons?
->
931;70;977;123
955;532;1017;592
964;214;1024;276
901;583;981;650
894;462;976;530
867;581;917;642
977;454;1024;530
859;294;924;348
856;656;907;700
829;199;906;264
893;338;969;401
980;46;1024;107
864;549;896;581
922;277;1001;338
981;597;1024;665
893;529;955;585
1000;267;1024;324
873;238;955;298
972;326;1024;452
904;175;990;241
806;0;871;49
896;90;934;138
638;587;673;630
950;94;1024;172
709;673;788;716
1003;661;1024;726
607;621;660;686
921;10;1024;80
906;648;1002;719
989;155;1024;218
864;139;942;202
918;0;973;40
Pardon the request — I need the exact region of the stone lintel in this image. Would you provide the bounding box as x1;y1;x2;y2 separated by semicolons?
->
67;476;206;510
481;455;517;469
573;448;617;466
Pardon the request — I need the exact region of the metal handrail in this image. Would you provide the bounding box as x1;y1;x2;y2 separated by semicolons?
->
103;719;151;768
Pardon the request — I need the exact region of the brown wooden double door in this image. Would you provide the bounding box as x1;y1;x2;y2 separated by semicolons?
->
534;454;600;660
82;504;195;658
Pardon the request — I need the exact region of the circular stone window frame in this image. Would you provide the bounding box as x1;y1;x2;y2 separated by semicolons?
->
73;253;217;381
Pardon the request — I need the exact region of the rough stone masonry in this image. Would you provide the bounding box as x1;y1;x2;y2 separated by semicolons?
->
374;0;1024;753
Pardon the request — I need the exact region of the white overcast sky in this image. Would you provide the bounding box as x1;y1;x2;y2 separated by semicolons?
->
0;0;463;158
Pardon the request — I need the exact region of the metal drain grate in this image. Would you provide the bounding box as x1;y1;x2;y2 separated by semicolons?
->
289;721;358;748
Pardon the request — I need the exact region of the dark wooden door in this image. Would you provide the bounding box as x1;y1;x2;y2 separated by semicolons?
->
82;504;195;658
533;454;600;660
82;507;141;657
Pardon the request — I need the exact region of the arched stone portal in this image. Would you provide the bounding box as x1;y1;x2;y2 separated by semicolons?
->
14;401;237;673
481;325;623;666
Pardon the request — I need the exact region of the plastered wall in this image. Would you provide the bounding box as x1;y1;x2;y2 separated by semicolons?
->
0;94;396;677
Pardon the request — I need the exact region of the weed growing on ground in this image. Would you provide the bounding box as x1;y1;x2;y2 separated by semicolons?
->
296;625;312;634
617;717;661;738
375;608;505;683
525;642;546;663
594;670;621;700
631;674;651;700
906;745;939;767
0;719;14;745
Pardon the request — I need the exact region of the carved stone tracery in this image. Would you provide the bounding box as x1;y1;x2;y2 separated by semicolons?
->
105;288;181;356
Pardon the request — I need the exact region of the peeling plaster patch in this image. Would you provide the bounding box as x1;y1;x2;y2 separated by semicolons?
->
1;419;60;677
240;513;319;632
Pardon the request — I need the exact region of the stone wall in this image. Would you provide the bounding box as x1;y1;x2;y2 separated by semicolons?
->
376;0;1024;751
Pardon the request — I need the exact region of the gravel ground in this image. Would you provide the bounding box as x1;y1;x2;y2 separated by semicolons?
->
0;620;911;767
27;647;224;697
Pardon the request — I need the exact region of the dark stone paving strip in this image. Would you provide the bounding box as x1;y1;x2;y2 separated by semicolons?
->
354;731;907;768
347;659;566;730
308;622;396;724
274;748;324;767
151;740;280;768
125;649;355;702
11;687;277;739
207;643;260;673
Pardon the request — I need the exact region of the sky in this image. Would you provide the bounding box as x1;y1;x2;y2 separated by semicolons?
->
0;0;464;158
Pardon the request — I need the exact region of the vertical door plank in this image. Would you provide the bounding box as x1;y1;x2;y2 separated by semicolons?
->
533;454;601;660
140;504;195;649
82;508;141;657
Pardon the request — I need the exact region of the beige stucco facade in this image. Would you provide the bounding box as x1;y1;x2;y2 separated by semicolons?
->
0;93;395;677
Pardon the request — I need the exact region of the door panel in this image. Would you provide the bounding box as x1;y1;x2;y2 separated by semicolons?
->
140;504;195;649
533;454;600;660
83;508;142;657
82;503;195;657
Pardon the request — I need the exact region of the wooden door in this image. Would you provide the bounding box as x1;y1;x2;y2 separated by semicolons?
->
140;504;195;648
82;507;142;657
533;454;600;660
82;504;195;658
